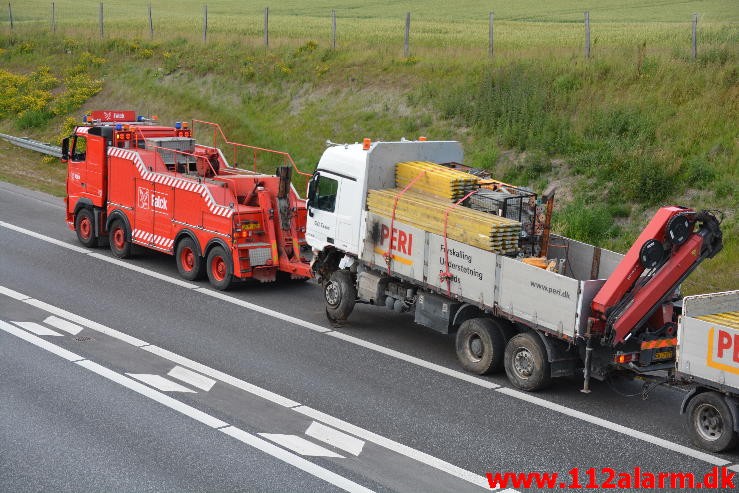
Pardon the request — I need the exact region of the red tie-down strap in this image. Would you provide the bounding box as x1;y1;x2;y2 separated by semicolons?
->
440;189;479;297
386;170;427;274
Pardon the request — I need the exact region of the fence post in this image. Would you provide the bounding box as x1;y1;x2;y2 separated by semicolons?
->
148;3;153;39
584;11;590;58
51;2;56;33
99;2;104;39
203;5;207;43
8;2;12;31
404;12;410;57
331;9;336;50
264;7;269;48
488;12;494;57
692;13;698;60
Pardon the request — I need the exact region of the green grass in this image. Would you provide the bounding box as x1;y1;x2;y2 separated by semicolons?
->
0;1;737;293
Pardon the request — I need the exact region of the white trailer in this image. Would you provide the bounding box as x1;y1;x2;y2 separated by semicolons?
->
677;290;739;451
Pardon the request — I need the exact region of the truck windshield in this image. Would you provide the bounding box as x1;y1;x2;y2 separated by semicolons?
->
314;175;338;212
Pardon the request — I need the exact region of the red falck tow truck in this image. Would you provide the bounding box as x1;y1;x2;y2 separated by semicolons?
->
63;110;312;289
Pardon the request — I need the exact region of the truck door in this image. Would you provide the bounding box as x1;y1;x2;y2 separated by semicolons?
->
84;135;106;206
66;135;86;213
152;183;172;251
134;178;155;245
306;172;339;251
333;174;361;254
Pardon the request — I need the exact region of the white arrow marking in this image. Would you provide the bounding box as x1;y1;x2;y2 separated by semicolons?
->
258;433;345;458
306;421;365;456
11;321;62;337
125;373;197;393
167;365;216;391
44;315;83;335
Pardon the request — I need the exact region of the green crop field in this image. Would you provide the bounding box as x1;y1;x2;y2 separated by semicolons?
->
0;1;737;293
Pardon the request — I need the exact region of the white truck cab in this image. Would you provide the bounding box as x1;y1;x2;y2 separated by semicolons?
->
305;139;463;255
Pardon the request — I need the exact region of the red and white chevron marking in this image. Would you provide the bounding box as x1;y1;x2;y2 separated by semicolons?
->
108;147;234;218
132;229;175;251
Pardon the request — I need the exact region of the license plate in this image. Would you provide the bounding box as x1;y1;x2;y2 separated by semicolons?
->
654;349;674;360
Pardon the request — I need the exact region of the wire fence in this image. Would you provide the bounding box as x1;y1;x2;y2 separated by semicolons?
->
4;3;716;60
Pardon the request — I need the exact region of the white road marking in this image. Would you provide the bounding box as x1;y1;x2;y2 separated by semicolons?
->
294;405;491;490
142;344;300;408
329;331;500;389
11;321;63;337
729;464;739;473
44;315;83;335
0;221;90;253
306;421;365;456
77;360;227;428
126;373;197;393
259;433;345;458
222;426;373;493
22;298;149;347
0;219;732;470
0;285;30;300
168;365;216;391
196;288;331;333
0;286;503;490
0;320;84;362
0;324;378;493
495;387;731;467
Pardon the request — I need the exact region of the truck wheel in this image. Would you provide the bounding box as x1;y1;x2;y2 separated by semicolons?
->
504;332;552;391
75;209;97;248
206;246;234;290
687;392;738;452
456;318;506;374
108;219;131;258
324;270;356;322
176;238;203;281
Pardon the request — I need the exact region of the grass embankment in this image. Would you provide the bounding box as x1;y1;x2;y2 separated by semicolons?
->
0;1;737;293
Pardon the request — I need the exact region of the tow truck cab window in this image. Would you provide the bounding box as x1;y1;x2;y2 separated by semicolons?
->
71;136;87;161
314;174;338;212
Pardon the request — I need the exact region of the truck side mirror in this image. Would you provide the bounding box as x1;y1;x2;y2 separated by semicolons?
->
306;174;318;216
61;137;69;162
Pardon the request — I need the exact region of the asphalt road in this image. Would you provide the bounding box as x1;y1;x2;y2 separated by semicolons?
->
1;181;737;492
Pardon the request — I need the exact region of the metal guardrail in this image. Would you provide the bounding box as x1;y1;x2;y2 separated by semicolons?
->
0;132;63;158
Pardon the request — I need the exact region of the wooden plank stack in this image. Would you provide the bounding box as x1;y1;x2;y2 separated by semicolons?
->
395;161;479;201
367;188;521;254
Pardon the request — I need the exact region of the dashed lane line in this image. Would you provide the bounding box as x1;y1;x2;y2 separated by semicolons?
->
0;301;494;491
44;315;84;335
0;323;378;493
125;373;198;393
0;320;84;362
258;433;346;458
11;321;63;337
220;427;374;493
167;365;217;391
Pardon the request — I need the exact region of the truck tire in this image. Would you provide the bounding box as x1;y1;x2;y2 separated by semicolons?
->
75;208;97;248
108;219;131;258
324;270;356;322
176;237;203;281
687;391;738;452
206;246;234;290
456;318;506;375
504;332;552;391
